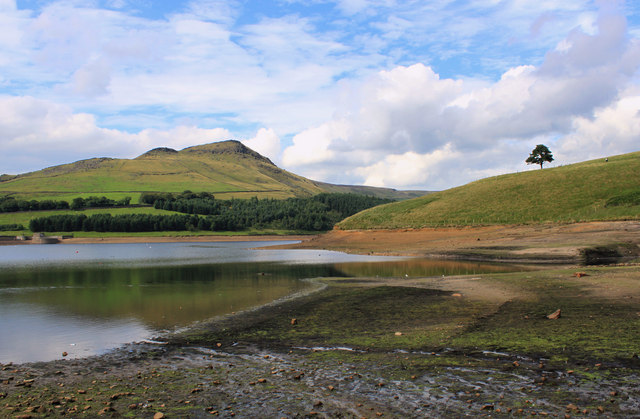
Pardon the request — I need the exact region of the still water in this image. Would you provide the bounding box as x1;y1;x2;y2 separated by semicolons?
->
0;241;516;363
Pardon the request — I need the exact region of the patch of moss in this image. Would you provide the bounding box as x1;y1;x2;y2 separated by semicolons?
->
179;285;496;352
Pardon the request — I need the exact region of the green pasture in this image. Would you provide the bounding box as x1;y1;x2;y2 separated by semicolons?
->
340;151;640;229
0;143;326;202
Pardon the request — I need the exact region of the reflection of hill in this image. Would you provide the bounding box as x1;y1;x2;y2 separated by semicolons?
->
1;259;524;331
0;262;340;329
333;259;520;278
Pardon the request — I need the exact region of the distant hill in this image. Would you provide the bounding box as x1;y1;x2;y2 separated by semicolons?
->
0;140;426;202
338;151;640;229
313;181;428;200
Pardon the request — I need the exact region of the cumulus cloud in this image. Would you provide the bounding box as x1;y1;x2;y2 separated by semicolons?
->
241;128;281;161
0;96;231;174
282;12;640;188
0;1;360;135
354;145;461;190
1;1;640;190
557;90;640;162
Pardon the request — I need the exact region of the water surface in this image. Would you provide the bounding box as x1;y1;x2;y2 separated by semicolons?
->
0;241;519;363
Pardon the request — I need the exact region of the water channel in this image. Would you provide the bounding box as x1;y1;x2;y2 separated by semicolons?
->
0;241;518;363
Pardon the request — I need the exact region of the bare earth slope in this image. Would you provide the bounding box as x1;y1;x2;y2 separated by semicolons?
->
287;221;640;263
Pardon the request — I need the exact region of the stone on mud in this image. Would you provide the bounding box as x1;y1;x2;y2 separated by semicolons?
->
547;309;561;319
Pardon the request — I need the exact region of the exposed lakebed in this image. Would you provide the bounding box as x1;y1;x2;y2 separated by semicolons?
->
0;241;518;363
1;239;639;417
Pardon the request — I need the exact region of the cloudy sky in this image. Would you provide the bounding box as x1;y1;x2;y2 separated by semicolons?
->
1;0;640;190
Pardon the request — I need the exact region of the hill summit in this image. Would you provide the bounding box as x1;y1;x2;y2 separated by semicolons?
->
338;150;640;229
0;140;425;202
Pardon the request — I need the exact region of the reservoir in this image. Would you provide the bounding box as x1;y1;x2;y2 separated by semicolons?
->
0;241;516;363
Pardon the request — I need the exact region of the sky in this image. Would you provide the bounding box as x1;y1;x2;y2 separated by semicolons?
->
1;0;640;191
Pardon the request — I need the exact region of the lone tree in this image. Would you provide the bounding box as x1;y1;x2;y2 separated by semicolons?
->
526;144;554;169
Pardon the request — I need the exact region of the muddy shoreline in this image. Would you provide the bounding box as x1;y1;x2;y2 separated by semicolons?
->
282;221;640;264
5;220;639;264
0;234;316;246
2;221;640;417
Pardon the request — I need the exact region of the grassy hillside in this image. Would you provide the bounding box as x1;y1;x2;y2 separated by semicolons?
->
339;151;640;229
0;140;426;235
0;141;328;202
0;141;423;203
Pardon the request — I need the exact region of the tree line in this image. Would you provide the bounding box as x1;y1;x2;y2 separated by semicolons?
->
29;193;392;233
0;195;131;213
0;196;70;212
29;213;200;233
0;223;25;231
148;192;392;230
70;196;131;210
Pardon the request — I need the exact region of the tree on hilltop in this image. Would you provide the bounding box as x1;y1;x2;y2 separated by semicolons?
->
526;144;554;169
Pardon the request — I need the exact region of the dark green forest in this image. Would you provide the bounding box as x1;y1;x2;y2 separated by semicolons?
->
0;195;131;212
0;223;24;231
0;196;70;212
28;193;392;232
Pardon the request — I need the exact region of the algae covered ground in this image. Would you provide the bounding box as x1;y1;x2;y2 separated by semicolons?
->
2;263;640;418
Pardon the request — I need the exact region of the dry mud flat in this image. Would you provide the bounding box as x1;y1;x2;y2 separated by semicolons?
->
2;221;640;417
288;221;640;263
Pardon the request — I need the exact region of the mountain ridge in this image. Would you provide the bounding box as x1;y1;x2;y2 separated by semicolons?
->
0;140;428;202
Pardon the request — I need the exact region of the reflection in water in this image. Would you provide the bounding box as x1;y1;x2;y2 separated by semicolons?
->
1;263;337;329
335;259;520;278
0;242;524;363
0;262;339;363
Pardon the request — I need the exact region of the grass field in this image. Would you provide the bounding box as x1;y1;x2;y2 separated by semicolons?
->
339;151;640;229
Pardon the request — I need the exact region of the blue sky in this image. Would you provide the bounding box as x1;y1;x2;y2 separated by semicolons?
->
2;0;640;190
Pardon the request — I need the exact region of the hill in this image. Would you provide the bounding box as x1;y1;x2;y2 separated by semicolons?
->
0;140;423;202
338;151;640;230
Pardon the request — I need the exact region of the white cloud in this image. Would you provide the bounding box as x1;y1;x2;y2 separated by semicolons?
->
241;128;281;162
0;96;231;174
1;1;640;190
0;0;16;11
354;145;461;189
282;12;640;189
557;90;640;162
72;58;112;97
282;121;344;166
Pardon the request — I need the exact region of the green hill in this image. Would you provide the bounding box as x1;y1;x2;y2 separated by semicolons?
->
338;151;640;229
0;140;422;203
